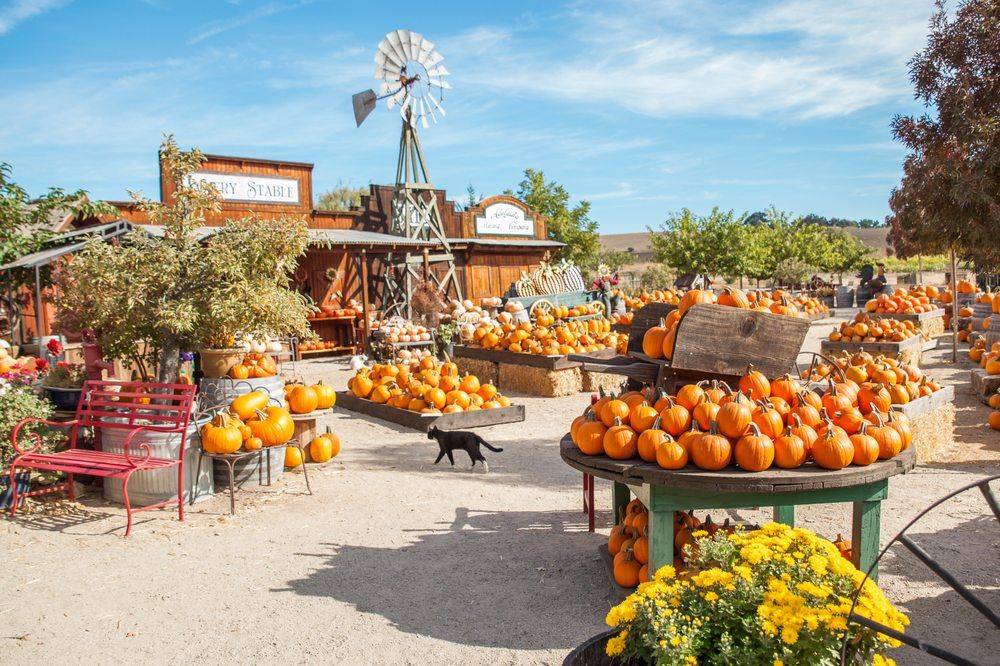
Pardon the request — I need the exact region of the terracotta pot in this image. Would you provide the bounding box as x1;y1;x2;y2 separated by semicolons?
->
199;348;245;378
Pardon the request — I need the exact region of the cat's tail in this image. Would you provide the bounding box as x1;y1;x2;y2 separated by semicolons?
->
477;436;503;452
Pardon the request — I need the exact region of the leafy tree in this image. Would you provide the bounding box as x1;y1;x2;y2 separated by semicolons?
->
0;162;115;283
888;0;1000;271
586;249;633;272
638;264;676;291
53;136;314;383
650;208;750;280
316;179;368;211
514;168;601;267
823;230;872;280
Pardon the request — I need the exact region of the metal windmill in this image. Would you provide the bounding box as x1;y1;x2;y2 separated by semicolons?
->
353;29;462;311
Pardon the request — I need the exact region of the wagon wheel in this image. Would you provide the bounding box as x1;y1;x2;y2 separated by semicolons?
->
530;298;555;317
588;300;608;317
794;350;848;383
840;475;1000;666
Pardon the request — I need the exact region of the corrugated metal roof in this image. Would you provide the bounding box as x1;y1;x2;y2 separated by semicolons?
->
307;229;434;247
0;221;134;271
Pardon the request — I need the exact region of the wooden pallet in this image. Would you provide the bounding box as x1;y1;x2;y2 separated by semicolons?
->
335;391;525;432
971;369;1000;402
856;308;946;322
453;344;615;371
892;385;955;418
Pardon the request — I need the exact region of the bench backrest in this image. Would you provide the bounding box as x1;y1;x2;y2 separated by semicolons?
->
76;380;197;433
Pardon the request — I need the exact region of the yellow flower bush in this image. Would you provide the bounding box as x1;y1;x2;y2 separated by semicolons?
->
604;523;907;665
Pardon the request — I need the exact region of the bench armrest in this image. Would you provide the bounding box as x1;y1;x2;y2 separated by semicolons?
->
10;418;78;455
121;425;172;468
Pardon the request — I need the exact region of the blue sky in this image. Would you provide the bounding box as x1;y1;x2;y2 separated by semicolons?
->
0;0;936;232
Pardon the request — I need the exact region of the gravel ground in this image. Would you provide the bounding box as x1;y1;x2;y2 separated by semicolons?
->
2;313;998;664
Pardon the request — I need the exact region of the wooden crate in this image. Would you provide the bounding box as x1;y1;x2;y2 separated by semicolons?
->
335;391;525;432
821;335;923;367
971;368;1000;402
892;386;956;464
454;345;617;396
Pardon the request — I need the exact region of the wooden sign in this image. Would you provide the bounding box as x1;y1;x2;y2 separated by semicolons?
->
188;171;300;205
474;201;534;237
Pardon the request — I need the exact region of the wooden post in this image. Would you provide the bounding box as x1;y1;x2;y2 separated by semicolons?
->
422;248;430;283
34;265;43;345
360;250;370;355
950;246;958;363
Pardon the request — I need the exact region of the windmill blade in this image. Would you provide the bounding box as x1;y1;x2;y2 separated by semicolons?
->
378;81;393;96
421;50;444;68
424;98;438;124
394;29;413;61
375;38;405;67
376;63;402;81
408;32;423;60
418;99;429;128
387;88;406;110
418;37;434;55
427;94;446;118
385;31;409;66
425;65;450;77
428;78;452;90
397;91;412;121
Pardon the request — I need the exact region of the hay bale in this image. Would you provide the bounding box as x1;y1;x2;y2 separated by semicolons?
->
908;402;956;464
899;344;922;368
456;357;499;386
499;363;582;397
921;315;945;337
582;370;626;394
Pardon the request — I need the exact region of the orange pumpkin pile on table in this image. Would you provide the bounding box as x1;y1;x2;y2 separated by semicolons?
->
791;294;830;316
348;357;512;414
282;380;337;414
469;319;628;356
569;365;910;473
800;349;942;406
863;289;939;315
201;390;298;454
828;312;922;343
607;500;742;587
227;353;278;379
624;289;682;311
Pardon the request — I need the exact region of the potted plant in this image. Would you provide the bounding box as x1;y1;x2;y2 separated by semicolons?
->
40;361;87;410
52;136;316;384
436;320;458;359
582;523;908;665
0;373;56;509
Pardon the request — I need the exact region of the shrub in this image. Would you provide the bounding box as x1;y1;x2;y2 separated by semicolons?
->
0;375;55;469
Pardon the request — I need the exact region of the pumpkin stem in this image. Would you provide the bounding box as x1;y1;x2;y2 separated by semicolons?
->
708;420;720;436
650;415;662;431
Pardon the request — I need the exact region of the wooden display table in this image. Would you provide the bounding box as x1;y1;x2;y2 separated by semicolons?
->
335;392;524;432
856;308;946;336
821;335;923;367
453;345;620;396
560;434;915;580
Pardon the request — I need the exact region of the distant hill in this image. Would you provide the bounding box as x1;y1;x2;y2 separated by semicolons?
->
602;227;891;264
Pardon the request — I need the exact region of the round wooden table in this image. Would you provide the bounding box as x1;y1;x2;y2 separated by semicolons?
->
560;434;915;579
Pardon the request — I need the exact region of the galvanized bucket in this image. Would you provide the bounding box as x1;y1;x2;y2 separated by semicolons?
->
102;417;214;506
835;286;855;308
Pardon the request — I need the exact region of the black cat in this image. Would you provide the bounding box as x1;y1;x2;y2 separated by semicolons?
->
427;425;503;472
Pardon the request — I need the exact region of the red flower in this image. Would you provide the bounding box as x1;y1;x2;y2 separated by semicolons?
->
46;338;63;355
34;358;49;373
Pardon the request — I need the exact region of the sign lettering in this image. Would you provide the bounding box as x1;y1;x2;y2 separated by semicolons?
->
474;202;534;237
188;171;301;205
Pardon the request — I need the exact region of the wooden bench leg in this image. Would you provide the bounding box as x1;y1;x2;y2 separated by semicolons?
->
612;481;630;525
853;498;882;581
649;507;675;574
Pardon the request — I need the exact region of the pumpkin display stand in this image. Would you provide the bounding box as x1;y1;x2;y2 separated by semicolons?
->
572;302;810;395
971;368;1000;404
560;434;915;581
453;345;618;397
335;391;525;432
821;336;924;369
289;408;333;462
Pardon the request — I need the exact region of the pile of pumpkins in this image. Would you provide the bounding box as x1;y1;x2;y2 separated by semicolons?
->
283;381;337;414
379;320;432;344
937;279;978;305
988;390;1000;431
827;312;922;343
623;290;681;311
349;357;512;413
228;353;278;379
863;288;941;315
441;298;498;326
569;365;912;473
285;428;341;468
801;350;943;405
531;302;604;325
970;339;1000;375
201;391;295;455
788;294;830;316
470;319;627;356
609;501;741;587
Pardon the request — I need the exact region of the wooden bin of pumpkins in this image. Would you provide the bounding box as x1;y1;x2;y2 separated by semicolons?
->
572;289;810;396
452;311;628;397
562;363;916;584
821;312;927;368
859;287;947;336
801;349;955;463
338;356;525;432
969;339;1000;403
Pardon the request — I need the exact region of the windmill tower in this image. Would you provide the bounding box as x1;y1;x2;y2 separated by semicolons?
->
353;29;462;312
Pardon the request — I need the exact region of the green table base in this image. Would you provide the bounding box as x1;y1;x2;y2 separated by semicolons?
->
615;478;886;580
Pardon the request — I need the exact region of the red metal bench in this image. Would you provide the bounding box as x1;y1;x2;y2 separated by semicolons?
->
8;380;197;536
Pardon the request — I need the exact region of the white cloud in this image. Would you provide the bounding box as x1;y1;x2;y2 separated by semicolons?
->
188;0;313;45
445;0;935;120
0;0;71;35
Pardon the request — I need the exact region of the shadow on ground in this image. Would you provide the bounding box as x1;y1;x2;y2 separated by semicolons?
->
276;507;614;650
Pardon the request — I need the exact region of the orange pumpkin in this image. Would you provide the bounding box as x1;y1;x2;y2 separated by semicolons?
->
654;433;689;470
287;385;319;414
773;433;806;469
604;418;638;460
734;423;774;472
636;417;668;463
690;421;732;471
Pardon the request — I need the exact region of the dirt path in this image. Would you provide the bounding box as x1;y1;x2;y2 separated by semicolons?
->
3;317;998;664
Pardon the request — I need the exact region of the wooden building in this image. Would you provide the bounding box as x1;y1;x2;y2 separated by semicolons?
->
9;152;560;345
